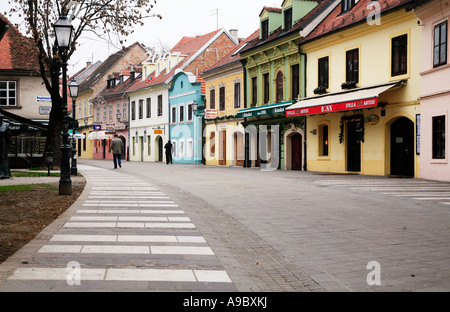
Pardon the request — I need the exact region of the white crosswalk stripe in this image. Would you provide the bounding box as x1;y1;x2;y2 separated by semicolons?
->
315;178;450;206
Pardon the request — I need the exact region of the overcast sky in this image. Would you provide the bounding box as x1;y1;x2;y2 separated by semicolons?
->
4;0;279;75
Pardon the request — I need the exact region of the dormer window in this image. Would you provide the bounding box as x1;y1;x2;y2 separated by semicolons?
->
284;7;292;31
261;19;269;40
342;0;356;13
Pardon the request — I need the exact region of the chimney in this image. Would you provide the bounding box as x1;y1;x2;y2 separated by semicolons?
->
229;29;239;42
86;61;92;67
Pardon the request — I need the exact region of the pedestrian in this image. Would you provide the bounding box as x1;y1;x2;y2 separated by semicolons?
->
164;140;173;165
110;134;123;169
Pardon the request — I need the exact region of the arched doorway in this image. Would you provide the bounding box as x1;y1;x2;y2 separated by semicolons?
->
118;135;126;159
291;133;302;170
390;117;414;176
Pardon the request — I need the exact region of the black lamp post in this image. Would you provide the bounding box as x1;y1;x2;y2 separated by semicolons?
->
53;16;74;195
68;79;79;175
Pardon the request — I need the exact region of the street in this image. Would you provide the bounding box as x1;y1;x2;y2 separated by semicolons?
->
1;159;450;292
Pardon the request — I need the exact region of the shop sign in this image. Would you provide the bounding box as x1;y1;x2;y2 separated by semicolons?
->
237;104;289;118
94;125;102;130
205;109;218;119
286;97;378;117
154;129;163;134
39;106;52;115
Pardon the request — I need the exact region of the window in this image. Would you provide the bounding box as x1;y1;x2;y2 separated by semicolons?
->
284;8;293;31
319;125;329;156
187;103;193;121
179;139;185;158
433;115;446;159
88;99;92;116
109;104;113;121
131;101;136;120
138;100;143;119
146;98;151;118
276;71;284;103
434;21;447;67
0;81;16;106
251;77;258;107
318;56;329;88
291;64;299;100
210;89;216;109
123;101;127;120
264;73;270;104
103;105;107;122
83;99;87;117
392;34;408;76
171;106;176;123
346;49;359;83
187;139;194;158
342;0;355;13
179;104;184;122
219;86;225;111
261;19;269;40
157;95;163;116
234;82;241;108
96;107;100;122
79;100;82;119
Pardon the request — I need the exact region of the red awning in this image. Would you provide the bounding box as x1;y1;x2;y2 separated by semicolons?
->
286;81;405;117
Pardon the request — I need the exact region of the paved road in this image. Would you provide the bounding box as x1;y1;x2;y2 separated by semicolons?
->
1;159;450;292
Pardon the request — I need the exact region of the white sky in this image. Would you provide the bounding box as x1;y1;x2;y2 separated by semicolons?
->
3;0;279;76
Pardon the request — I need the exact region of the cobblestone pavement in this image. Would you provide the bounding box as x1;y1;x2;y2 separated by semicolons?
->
1;159;450;292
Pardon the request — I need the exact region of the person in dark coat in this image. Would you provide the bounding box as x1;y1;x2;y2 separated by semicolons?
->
164;140;173;165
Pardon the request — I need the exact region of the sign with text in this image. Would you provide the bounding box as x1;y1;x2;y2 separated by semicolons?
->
204;109;218;119
286;97;378;117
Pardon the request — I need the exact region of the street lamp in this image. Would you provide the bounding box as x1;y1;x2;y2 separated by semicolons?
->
53;16;74;195
68;79;79;175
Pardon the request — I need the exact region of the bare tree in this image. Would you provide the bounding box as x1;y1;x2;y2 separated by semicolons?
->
6;0;161;167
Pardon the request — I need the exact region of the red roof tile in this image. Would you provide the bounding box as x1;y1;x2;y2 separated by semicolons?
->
303;0;414;43
0;13;40;72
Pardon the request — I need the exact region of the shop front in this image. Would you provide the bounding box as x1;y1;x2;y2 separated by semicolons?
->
286;81;420;177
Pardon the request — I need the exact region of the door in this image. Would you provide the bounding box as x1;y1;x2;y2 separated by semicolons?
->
234;132;244;166
139;137;144;161
347;121;361;172
390;117;414;176
102;139;106;159
77;139;82;157
158;137;163;162
291;133;302;170
219;130;226;165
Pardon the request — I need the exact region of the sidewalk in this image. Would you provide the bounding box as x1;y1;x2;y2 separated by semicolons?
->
0;164;237;291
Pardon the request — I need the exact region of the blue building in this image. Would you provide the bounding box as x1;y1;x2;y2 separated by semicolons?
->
169;70;205;164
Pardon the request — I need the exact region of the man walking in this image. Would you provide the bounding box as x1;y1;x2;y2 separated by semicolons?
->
164;140;173;165
111;134;124;169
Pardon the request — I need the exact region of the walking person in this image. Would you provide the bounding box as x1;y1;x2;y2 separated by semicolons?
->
111;134;124;169
164;140;173;165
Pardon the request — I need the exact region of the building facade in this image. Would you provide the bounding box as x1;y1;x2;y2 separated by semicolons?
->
413;0;450;181
286;0;421;177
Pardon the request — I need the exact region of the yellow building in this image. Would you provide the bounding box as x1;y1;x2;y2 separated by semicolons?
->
202;33;258;166
286;0;421;177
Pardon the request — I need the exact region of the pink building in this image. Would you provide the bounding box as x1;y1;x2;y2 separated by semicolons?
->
412;0;450;181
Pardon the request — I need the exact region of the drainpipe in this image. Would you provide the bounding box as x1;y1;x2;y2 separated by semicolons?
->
240;59;250;168
299;46;307;171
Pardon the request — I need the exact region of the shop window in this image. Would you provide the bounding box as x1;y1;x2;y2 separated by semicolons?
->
432;115;446;159
319;124;329;157
276;71;284;103
434;21;447;67
391;34;408;76
318;56;329;88
346;49;359;83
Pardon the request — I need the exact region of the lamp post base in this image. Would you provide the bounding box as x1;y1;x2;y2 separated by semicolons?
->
59;180;72;195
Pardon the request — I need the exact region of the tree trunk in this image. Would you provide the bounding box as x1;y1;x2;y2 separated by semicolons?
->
45;78;64;170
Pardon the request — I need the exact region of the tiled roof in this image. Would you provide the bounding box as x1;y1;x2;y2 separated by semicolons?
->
126;29;230;93
303;0;414;43
241;0;336;54
0;13;40;72
79;42;144;92
203;29;260;74
261;6;283;15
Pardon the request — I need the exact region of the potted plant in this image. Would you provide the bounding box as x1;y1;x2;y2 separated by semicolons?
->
313;86;328;95
341;81;357;89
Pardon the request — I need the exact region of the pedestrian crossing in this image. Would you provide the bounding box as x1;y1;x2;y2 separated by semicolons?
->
314;178;450;206
1;165;235;291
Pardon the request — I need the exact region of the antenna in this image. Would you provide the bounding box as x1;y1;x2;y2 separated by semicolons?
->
210;8;218;30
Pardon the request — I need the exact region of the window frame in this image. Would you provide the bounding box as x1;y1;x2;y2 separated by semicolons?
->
157;95;163;116
341;0;355;14
432;115;446;160
0;81;17;106
276;71;284;103
219;86;226;111
209;88;216;109
291;64;300;100
263;73;270;104
234;81;241;109
261;19;269;40
318;56;329;89
146;98;151;118
391;34;408;77
284;7;293;31
346;48;359;83
433;20;448;67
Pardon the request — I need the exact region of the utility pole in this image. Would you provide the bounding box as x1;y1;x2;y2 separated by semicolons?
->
210;8;218;30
